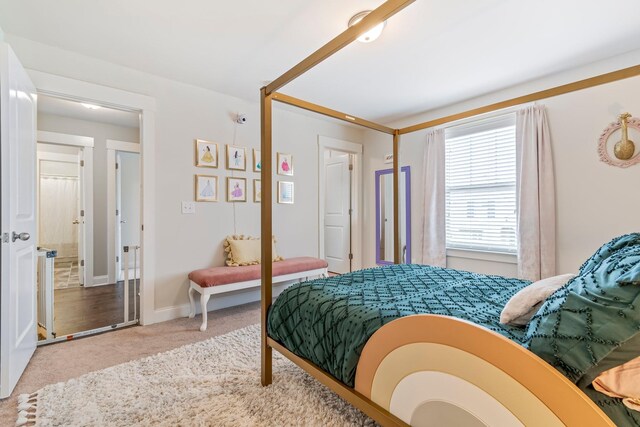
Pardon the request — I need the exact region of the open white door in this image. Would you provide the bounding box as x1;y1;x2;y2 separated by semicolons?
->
323;153;352;274
77;149;85;285
115;153;122;280
109;146;140;283
0;44;38;398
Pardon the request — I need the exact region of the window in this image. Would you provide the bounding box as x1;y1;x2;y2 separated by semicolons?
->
445;114;517;254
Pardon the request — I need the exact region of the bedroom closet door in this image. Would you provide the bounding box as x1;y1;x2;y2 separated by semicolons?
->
0;43;38;398
323;152;352;274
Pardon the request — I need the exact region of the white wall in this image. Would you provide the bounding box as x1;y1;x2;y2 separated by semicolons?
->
7;35;364;316
153;96;363;311
363;73;640;277
544;78;640;273
362;132;392;268
37;113;139;278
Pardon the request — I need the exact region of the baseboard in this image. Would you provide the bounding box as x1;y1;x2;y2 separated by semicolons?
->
151;281;291;325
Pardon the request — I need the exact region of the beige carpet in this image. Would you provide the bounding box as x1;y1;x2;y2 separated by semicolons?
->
0;302;260;426
18;324;374;426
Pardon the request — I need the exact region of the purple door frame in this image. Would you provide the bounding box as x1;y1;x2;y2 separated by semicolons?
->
375;166;411;265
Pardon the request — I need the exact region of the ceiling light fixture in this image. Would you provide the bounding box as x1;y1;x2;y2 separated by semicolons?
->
348;10;386;43
81;103;101;110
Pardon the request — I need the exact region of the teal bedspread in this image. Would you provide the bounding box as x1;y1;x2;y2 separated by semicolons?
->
267;264;528;386
267;263;639;426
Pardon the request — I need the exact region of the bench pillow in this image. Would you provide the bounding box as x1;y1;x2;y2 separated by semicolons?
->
224;235;283;266
524;233;640;383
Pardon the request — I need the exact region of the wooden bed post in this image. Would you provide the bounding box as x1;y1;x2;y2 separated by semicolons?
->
260;87;273;386
393;130;401;264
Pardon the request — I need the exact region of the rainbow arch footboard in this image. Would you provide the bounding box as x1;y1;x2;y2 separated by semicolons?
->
354;315;614;427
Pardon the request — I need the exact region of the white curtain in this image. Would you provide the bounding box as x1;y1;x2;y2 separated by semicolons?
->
516;105;556;281
39;176;79;258
421;129;446;266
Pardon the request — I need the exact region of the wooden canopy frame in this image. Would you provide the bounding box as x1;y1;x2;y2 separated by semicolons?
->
260;1;639;425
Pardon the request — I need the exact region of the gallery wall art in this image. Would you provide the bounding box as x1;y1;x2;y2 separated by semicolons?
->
195;175;218;202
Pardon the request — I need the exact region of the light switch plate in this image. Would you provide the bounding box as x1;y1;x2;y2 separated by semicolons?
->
182;201;195;214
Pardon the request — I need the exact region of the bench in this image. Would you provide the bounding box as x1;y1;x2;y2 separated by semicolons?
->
187;256;328;331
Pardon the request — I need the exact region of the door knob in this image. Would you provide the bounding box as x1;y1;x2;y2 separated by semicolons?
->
120;220;127;224
72;219;80;225
12;232;30;242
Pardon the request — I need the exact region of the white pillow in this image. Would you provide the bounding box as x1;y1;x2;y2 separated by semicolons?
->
500;273;576;326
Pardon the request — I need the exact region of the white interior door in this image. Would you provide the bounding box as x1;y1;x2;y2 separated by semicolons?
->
0;44;38;398
77;150;85;285
323;153;351;274
119;152;140;274
115;153;122;280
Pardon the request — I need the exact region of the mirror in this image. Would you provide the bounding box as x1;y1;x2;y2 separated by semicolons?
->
376;166;411;264
36;94;141;342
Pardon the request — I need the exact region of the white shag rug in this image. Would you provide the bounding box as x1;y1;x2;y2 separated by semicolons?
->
18;325;375;427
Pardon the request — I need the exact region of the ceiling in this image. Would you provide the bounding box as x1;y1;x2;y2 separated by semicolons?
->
2;0;640;123
38;95;140;128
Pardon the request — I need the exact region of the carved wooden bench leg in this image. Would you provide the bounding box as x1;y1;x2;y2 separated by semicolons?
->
188;286;197;319
200;293;210;332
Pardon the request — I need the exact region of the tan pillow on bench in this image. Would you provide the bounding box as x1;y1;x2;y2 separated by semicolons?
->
224;235;283;266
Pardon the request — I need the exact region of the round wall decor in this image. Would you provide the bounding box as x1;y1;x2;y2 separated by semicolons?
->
598;113;640;168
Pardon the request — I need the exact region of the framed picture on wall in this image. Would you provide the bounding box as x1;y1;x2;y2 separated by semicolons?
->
195;175;218;202
226;145;246;171
253;179;261;203
227;177;247;202
195;139;218;168
253;149;261;172
277;181;294;204
277;152;293;176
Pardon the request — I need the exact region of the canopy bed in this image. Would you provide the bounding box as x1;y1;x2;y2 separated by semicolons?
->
259;1;640;425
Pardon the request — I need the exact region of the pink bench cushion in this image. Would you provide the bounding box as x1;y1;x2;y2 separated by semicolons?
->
188;257;328;288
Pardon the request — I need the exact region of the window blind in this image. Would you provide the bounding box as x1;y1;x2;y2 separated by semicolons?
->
445;114;517;253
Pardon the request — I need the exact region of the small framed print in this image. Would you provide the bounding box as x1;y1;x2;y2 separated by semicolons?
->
195;175;218;202
253;179;261;203
277;181;294;204
253;149;261;172
226;145;246;171
227;177;247;202
195;139;218;168
277;152;293;176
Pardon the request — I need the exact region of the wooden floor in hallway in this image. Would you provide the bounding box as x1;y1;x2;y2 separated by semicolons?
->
50;281;138;337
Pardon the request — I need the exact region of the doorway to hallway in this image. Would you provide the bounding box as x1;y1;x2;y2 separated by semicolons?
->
318;136;363;275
